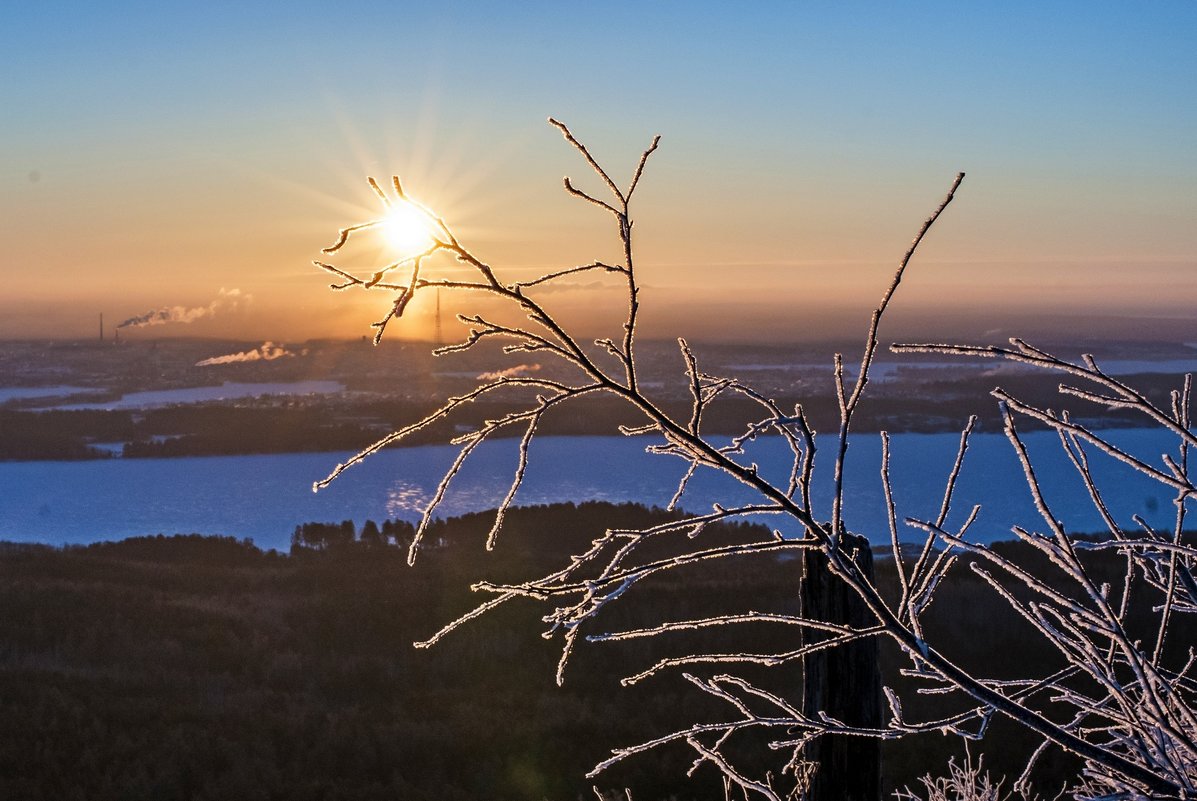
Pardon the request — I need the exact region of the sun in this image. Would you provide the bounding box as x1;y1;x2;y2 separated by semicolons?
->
381;203;433;254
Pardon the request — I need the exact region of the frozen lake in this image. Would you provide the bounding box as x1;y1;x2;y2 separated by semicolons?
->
43;381;346;411
0;385;99;404
723;358;1197;382
0;431;1189;552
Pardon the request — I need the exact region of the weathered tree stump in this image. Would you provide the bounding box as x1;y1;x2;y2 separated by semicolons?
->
800;532;882;801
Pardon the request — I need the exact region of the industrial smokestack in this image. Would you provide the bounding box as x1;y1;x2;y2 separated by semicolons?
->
99;313;104;342
435;289;443;345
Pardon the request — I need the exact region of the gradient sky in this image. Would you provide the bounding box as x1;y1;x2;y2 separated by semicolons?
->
3;2;1195;345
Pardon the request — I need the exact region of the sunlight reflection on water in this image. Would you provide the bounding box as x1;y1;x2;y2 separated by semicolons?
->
385;480;431;517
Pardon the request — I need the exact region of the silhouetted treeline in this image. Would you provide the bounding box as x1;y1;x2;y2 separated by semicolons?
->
0;406;380;461
0;503;1192;800
289;518;415;553
0;410;127;460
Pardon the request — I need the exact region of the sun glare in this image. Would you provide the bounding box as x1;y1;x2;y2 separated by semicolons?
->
382;203;433;254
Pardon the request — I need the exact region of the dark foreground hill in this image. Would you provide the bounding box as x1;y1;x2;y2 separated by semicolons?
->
1;502;1185;800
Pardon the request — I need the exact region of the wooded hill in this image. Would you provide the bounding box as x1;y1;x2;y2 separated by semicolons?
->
1;502;1188;800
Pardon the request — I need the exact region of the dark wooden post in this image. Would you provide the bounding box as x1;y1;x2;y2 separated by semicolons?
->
800;532;882;801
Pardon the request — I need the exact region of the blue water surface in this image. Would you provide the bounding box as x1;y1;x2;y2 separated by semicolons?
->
0;431;1187;552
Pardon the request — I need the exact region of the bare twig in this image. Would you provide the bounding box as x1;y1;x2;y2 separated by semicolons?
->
312;123;1194;799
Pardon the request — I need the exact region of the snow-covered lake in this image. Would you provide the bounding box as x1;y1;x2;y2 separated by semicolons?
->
0;431;1188;552
0;385;99;404
43;381;346;410
723;358;1197;382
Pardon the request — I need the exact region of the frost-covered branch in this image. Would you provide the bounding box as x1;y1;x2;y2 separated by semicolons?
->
313;120;1195;800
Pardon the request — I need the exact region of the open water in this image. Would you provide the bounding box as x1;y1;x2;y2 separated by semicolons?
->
0;431;1188;552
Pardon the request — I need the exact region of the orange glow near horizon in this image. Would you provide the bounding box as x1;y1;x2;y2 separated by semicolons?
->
1;5;1194;344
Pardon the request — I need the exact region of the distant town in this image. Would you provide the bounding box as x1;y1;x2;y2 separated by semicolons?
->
4;333;1197;462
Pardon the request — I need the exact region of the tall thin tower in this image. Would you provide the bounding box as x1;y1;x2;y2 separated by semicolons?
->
434;289;443;345
99;313;104;342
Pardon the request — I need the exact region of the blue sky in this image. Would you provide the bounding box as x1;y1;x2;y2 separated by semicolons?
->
3;2;1195;341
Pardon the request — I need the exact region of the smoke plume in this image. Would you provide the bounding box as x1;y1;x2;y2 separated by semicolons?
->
477;364;541;381
195;341;298;367
118;288;244;329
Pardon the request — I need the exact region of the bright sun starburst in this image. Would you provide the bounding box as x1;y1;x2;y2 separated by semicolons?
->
381;203;433;254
